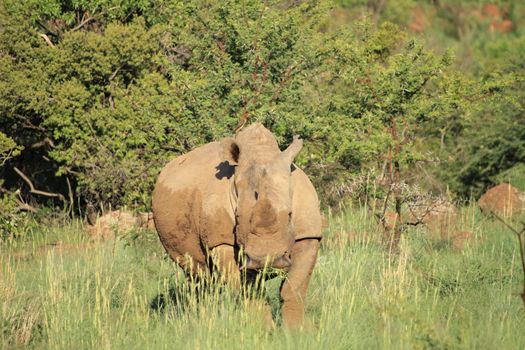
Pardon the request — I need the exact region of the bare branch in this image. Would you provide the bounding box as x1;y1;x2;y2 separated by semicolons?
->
14;114;47;132
15;199;37;213
66;176;74;216
38;33;55;48
109;63;124;81
1;148;16;166
13;166;65;201
30;137;55;149
490;211;525;308
71;7;119;32
71;15;95;32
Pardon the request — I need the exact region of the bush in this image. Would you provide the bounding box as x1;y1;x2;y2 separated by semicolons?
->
0;0;335;210
0;132;22;239
0;0;520;212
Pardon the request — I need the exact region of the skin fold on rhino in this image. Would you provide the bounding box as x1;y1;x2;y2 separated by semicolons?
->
152;123;322;328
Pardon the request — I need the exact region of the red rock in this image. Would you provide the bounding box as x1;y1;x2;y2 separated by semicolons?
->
409;6;431;33
478;183;525;218
382;211;399;231
137;212;156;230
415;201;457;237
86;210;140;240
483;4;502;19
493;19;513;33
382;200;457;238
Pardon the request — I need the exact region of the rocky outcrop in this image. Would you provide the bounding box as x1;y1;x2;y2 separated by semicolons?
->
411;201;457;236
86;210;156;240
137;212;156;231
383;200;457;237
478;183;525;218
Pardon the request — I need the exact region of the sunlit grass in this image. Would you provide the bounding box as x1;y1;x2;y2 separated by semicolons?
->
1;206;525;349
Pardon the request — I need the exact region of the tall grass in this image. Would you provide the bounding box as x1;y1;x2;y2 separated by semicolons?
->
1;205;525;349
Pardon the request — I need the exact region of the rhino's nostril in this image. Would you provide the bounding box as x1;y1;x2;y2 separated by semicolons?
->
274;254;291;269
244;253;291;269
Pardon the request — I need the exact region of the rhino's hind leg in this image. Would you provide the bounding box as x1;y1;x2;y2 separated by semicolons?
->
280;238;320;329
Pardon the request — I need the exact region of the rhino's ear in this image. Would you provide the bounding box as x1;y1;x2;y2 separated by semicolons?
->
221;137;240;165
280;135;303;166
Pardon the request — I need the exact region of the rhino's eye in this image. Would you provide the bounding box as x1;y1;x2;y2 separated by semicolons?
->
288;212;292;221
254;191;259;200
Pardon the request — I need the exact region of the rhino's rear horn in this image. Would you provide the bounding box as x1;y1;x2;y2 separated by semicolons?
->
280;135;303;166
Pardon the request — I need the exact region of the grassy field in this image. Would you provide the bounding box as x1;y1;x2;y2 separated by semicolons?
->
1;205;525;349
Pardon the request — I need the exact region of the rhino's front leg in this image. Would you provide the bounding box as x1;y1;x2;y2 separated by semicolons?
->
280;238;320;329
210;245;274;327
209;244;241;290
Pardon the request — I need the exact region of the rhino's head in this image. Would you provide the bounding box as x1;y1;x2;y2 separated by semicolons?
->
222;125;303;270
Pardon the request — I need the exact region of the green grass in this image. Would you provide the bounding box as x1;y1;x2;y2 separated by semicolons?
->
1;206;525;349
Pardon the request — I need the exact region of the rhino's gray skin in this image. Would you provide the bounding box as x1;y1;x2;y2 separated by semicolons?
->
152;123;322;328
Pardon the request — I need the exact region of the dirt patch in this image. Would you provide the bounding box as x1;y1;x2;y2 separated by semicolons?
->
478;183;525;218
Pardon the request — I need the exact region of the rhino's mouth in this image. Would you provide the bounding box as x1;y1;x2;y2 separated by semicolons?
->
243;253;291;270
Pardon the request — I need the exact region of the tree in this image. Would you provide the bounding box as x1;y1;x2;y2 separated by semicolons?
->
0;0;517;220
0;0;334;210
295;20;507;250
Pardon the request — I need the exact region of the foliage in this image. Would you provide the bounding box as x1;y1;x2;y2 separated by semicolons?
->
332;0;525;199
0;0;523;212
0;192;24;241
0;132;20;166
297;21;492;207
408;18;525;196
0;130;22;239
0;0;333;209
338;0;415;25
315;22;460;166
494;164;525;192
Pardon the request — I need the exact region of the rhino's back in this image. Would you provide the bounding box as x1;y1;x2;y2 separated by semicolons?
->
152;141;235;273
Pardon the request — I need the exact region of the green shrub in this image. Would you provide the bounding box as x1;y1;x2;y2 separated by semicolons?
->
0;0;335;209
494;164;525;192
0;0;521;211
0;132;22;240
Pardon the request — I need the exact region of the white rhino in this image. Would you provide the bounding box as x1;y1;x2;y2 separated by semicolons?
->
152;123;322;328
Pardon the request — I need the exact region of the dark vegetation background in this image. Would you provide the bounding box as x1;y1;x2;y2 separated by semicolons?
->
1;0;524;233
